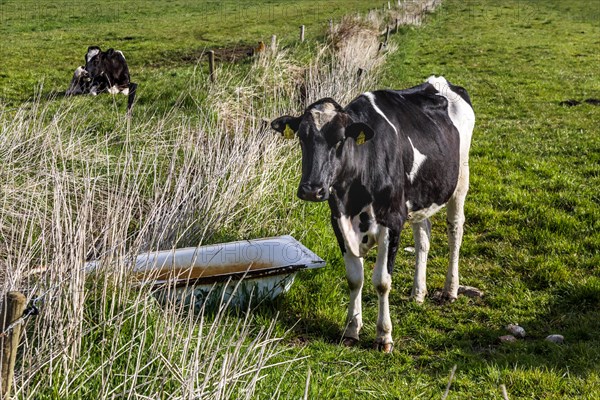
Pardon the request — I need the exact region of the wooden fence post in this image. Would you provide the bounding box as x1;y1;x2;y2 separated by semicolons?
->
1;292;27;400
208;50;215;83
299;25;305;42
270;35;277;53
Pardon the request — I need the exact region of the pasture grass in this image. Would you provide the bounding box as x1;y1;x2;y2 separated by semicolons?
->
1;0;599;398
0;0;378;106
271;0;600;398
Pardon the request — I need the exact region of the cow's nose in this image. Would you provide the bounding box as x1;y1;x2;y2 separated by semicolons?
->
297;184;329;202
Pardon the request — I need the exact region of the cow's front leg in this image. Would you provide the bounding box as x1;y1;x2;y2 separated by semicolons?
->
372;226;400;352
342;252;364;345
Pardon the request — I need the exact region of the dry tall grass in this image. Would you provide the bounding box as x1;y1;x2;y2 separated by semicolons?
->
0;1;439;397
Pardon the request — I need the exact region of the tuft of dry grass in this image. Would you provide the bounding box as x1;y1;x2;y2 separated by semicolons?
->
0;2;437;397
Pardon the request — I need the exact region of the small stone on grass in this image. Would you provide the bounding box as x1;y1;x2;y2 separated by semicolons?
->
499;335;517;343
458;285;484;298
506;324;526;338
545;334;564;344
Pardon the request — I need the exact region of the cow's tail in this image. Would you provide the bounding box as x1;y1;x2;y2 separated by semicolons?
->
127;82;138;116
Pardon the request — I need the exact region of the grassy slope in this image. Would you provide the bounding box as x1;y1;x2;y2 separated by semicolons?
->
271;0;600;398
0;0;376;105
2;0;599;398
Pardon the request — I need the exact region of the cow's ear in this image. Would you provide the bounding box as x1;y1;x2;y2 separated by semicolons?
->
271;116;301;139
106;48;115;56
345;122;375;145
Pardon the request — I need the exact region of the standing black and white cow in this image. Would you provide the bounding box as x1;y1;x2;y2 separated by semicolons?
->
66;46;137;113
271;76;475;352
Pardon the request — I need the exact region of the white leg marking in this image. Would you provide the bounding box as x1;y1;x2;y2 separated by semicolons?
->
343;253;364;340
372;227;393;347
407;137;427;183
364;92;398;135
411;219;431;303
108;86;120;95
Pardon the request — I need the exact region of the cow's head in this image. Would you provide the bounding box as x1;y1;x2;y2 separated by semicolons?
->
271;99;374;202
85;46;113;78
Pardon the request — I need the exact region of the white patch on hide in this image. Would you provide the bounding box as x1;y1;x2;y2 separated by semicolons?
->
310;102;338;130
407;137;427;183
86;48;100;63
364;92;398;135
337;204;379;258
408;202;444;223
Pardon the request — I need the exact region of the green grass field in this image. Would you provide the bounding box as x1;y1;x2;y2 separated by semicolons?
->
275;0;600;397
1;0;599;398
0;0;377;106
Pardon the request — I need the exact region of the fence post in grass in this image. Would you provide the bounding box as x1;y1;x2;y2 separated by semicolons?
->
385;25;391;44
270;35;277;53
300;25;305;42
388;1;391;10
1;292;27;400
328;19;333;34
208;50;215;83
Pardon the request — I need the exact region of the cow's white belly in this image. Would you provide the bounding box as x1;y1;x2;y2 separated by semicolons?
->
337;204;379;258
406;201;445;223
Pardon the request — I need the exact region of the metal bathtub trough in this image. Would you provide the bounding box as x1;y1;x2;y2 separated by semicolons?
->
87;235;326;309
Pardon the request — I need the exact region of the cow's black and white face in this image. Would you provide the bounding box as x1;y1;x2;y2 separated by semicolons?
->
85;46;104;78
271;99;374;202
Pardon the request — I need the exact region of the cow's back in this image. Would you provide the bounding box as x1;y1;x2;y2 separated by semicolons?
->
345;78;474;221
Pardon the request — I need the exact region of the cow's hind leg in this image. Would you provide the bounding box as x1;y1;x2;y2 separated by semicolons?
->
411;219;431;304
342;252;364;345
443;172;469;301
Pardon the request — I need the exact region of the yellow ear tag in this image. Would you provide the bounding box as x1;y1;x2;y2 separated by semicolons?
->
283;124;295;139
355;131;366;145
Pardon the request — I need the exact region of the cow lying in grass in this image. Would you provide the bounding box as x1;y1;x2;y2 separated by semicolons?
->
66;46;137;114
271;76;476;352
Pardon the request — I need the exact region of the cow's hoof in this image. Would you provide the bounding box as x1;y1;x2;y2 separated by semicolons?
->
373;340;394;353
342;337;359;347
410;290;427;304
431;290;457;304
